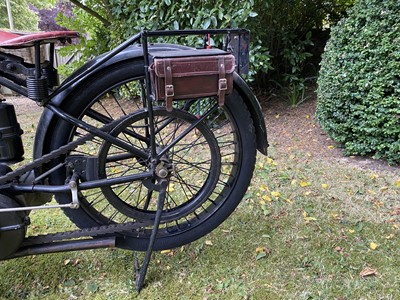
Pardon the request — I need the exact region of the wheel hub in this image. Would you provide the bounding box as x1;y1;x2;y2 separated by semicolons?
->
155;162;169;179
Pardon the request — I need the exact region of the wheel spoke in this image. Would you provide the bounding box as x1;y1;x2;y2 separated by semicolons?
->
48;69;254;250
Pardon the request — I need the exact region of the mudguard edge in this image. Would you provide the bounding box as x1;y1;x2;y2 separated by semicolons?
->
34;44;268;160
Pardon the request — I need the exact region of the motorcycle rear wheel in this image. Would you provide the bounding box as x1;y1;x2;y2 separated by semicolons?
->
43;59;257;250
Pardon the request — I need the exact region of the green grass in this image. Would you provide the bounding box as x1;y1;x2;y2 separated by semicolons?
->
1;146;399;299
1;98;399;299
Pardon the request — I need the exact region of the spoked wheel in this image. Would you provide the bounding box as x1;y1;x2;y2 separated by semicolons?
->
96;107;221;223
43;59;257;250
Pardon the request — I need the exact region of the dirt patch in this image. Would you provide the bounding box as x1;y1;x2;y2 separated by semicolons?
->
260;90;400;176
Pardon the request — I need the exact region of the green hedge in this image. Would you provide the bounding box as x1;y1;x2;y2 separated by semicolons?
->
316;0;400;164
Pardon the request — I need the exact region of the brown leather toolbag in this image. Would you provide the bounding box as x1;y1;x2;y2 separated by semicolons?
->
149;49;235;111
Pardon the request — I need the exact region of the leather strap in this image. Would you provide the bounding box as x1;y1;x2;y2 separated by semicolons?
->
218;56;227;106
164;59;174;111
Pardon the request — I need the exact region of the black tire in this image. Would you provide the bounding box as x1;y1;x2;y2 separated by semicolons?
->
43;59;257;250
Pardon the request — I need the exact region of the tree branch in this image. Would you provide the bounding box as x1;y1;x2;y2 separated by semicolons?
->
69;0;111;27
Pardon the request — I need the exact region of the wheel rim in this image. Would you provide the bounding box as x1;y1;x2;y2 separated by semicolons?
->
57;76;243;238
96;108;221;223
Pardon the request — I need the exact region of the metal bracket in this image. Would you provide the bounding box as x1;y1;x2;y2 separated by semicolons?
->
0;174;81;213
68;177;80;209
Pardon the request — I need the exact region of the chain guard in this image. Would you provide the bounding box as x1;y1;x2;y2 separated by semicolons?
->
21;220;152;247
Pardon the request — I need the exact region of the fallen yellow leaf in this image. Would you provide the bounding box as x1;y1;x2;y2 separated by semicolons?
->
265;157;277;166
255;247;264;253
370;173;379;179
300;180;311;187
167;183;175;193
370;242;378;250
271;191;281;198
285;198;293;204
380;186;388;192
348;229;355;233
259;184;269;191
263;195;272;202
328;145;335;149
321;183;329;189
396;180;400;188
72;259;80;267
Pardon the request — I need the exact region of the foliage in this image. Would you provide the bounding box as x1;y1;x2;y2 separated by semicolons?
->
316;0;400;164
0;0;51;31
56;0;112;75
281;31;314;106
56;0;269;77
53;0;354;98
30;1;73;32
248;0;354;105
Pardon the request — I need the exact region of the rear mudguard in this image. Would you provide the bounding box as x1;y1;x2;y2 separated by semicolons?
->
34;43;268;160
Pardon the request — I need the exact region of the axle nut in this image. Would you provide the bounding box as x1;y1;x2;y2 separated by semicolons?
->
157;168;169;178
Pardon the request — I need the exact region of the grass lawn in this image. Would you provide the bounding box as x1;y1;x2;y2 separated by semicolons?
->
0;97;399;299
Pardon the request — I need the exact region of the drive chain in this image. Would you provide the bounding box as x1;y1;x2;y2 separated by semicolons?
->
0;115;125;186
0;133;94;185
21;221;151;247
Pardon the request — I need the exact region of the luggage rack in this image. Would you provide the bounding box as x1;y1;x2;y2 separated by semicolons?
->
0;29;249;106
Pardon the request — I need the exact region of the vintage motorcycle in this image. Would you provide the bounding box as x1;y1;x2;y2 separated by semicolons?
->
0;28;268;290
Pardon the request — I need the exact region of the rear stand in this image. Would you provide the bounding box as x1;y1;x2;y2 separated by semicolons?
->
134;179;168;292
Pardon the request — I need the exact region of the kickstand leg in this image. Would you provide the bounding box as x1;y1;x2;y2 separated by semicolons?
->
134;179;167;292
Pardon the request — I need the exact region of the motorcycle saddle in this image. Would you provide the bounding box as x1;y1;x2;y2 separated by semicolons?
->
0;30;79;48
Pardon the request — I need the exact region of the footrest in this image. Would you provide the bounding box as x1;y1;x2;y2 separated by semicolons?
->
0;30;78;48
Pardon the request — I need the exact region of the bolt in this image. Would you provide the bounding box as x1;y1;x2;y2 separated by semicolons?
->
6;63;16;71
157;168;169;178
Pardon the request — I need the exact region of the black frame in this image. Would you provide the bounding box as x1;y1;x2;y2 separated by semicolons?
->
0;28;250;197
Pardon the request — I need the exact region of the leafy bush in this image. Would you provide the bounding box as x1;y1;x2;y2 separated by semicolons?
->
316;0;400;164
30;1;73;31
104;0;352;88
54;0;353;94
56;0;272;78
